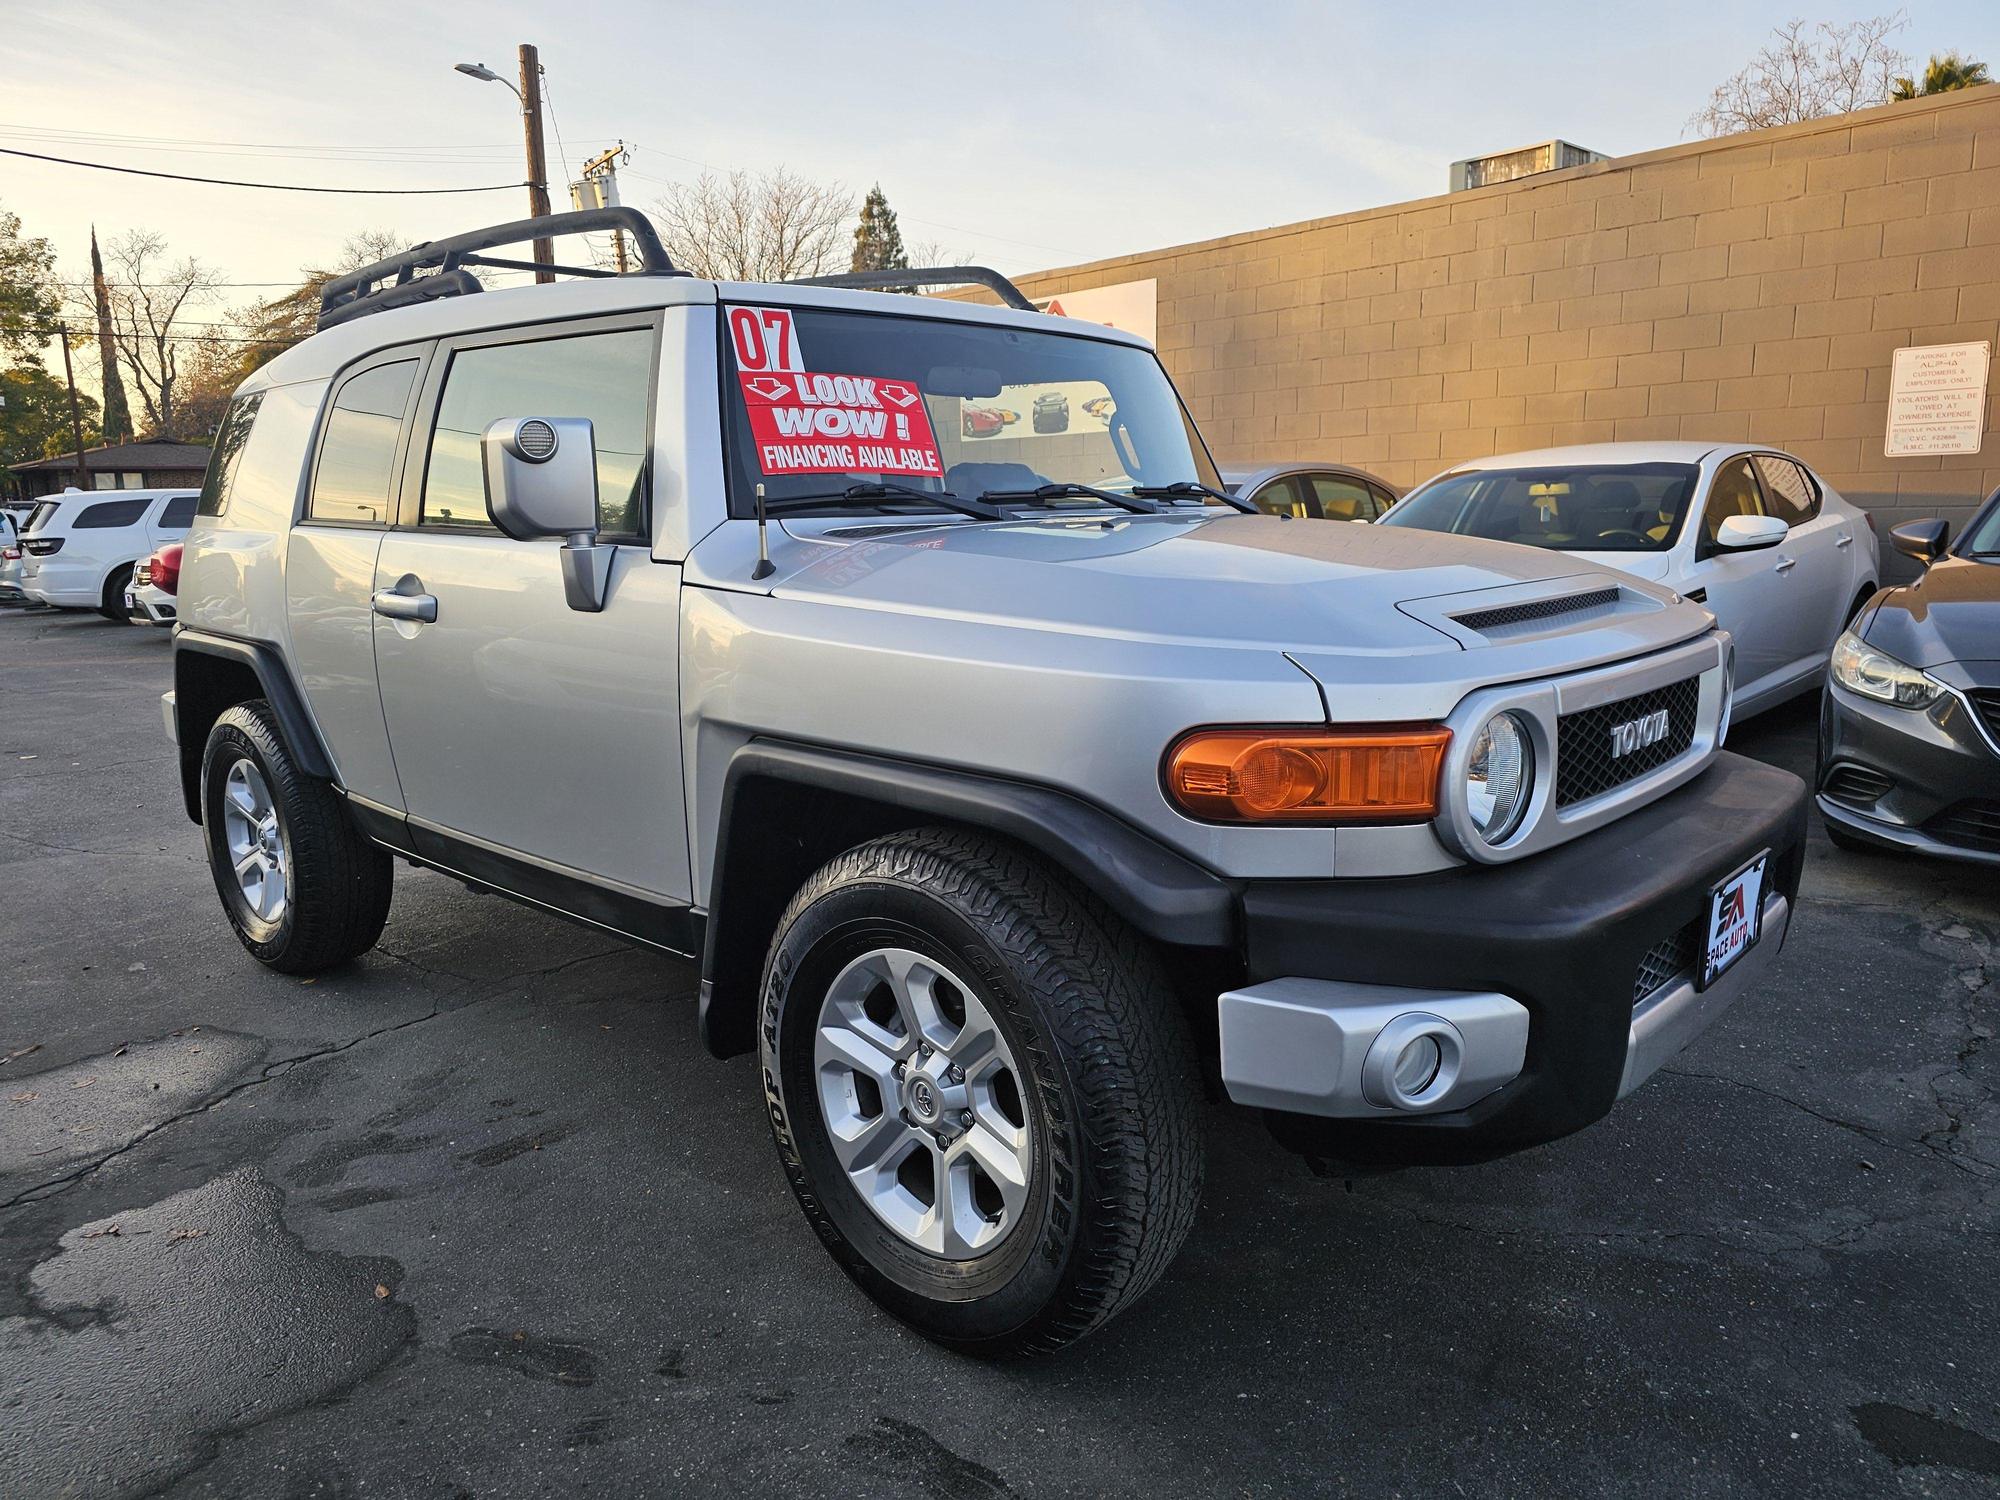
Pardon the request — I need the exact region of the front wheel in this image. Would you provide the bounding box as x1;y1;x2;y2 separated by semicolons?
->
760;828;1204;1355
201;701;392;973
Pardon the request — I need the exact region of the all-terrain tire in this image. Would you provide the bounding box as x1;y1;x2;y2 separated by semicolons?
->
759;826;1204;1355
201;700;392;973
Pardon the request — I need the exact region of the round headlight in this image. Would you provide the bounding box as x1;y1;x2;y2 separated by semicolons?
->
1465;711;1533;844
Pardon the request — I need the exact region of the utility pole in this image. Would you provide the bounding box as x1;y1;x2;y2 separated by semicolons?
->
519;44;554;282
576;145;631;271
57;324;91;493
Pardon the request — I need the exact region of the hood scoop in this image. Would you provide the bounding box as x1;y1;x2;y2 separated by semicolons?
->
1452;585;1622;636
1401;576;1665;649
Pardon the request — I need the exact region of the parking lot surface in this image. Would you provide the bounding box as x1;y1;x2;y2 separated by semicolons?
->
1;607;1995;1498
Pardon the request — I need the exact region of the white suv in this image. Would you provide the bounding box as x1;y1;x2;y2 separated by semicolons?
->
19;488;198;620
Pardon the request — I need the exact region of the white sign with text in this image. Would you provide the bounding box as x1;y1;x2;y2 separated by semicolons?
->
1885;341;1990;457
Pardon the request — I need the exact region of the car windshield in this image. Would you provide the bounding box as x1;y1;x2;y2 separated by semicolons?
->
1380;462;1701;552
1959;493;2000;557
720;304;1220;516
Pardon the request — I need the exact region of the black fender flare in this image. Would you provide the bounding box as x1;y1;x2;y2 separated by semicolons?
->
172;630;336;820
696;739;1239;1057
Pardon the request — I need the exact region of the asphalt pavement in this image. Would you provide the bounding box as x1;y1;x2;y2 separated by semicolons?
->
1;606;1995;1498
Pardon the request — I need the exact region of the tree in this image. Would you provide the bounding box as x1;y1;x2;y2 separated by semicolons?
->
850;184;908;274
233;228;405;377
0;364;98;485
1689;13;1910;136
0;202;60;361
83;230;225;439
89;228;132;443
1890;51;1991;100
651;169;852;282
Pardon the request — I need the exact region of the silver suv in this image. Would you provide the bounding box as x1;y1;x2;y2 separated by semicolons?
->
164;211;1808;1354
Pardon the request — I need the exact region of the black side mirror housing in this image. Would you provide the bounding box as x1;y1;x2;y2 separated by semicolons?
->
1888;518;1949;566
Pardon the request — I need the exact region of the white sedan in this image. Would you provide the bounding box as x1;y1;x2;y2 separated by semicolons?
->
1379;442;1880;719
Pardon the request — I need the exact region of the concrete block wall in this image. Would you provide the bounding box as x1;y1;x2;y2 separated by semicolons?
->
1009;88;2000;560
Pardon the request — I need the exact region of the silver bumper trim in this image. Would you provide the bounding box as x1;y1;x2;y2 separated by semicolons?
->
1618;892;1790;1099
160;689;177;747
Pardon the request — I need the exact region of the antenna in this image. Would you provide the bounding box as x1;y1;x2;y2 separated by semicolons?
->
752;482;774;580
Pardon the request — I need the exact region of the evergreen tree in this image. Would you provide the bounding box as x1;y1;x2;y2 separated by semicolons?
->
850;184;909;274
90;228;133;444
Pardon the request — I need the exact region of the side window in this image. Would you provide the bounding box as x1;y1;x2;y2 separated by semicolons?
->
1701;457;1767;550
198;392;265;517
310;360;417;524
1753;455;1819;525
420;327;653;536
74;498;151;529
159;495;198;529
1306;474;1377;522
1369;484;1397;516
1250;476;1310;518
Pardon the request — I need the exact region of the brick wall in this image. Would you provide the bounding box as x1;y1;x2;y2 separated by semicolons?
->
1009;88;2000;563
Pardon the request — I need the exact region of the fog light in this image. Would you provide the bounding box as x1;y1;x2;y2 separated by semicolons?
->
1392;1034;1442;1096
1361;1013;1466;1111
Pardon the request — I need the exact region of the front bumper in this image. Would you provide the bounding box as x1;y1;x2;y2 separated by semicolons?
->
1817;675;2000;866
1229;751;1808;1166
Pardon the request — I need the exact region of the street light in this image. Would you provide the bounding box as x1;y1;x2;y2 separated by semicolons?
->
454;47;552;280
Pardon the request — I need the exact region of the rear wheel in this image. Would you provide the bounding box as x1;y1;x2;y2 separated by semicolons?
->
760;827;1203;1355
201;701;392;973
99;563;135;623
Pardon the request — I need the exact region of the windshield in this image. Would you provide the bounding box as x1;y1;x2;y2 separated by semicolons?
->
1381;462;1701;553
720;304;1219;515
1959;490;2000;556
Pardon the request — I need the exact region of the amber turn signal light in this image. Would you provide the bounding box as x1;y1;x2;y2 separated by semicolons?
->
1164;726;1452;823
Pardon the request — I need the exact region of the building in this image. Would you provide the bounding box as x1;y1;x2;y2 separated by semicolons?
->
1007;86;1999;572
9;439;211;500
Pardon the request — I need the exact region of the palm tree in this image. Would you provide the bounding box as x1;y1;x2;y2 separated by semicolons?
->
1889;52;1990;100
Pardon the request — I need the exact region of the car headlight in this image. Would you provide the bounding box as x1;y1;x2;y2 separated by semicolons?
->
1465;711;1533;843
1829;631;1943;708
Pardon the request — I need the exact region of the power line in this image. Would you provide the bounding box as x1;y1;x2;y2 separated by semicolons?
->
0;146;526;195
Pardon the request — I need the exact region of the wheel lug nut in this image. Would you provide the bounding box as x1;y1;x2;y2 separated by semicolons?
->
893;1061;906;1078
959;1109;974;1127
947;1065;963;1084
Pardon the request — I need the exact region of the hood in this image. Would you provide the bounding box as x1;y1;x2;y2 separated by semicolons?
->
1862;555;2000;669
1549;549;1674;584
745;512;1706;665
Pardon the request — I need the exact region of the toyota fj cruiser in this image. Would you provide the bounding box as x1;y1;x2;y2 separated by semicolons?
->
164;210;1808;1354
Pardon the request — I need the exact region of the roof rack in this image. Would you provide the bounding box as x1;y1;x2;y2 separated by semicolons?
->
787;266;1036;311
316;207;681;331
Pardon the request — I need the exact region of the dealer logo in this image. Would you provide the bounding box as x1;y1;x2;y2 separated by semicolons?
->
1608;708;1671;760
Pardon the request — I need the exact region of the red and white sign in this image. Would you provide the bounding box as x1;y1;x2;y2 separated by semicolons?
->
729;305;943;477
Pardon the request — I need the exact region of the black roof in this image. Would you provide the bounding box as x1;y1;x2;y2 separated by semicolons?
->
10;440;210;475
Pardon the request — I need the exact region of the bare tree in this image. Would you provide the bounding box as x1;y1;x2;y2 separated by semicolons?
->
80;230;226;439
651;169;853;282
1690;13;1911;136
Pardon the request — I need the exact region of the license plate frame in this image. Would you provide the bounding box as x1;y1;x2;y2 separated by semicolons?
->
1700;850;1769;991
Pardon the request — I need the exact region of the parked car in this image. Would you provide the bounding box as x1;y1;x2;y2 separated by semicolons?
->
1379;443;1879;719
127;542;183;628
1816;487;2000;865
1032;390;1070;433
17;488;199;621
0;510;25;606
163;208;1805;1354
1221;462;1401;522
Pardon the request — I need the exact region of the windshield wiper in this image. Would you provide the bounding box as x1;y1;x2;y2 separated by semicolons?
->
977;482;1161;514
764;481;1004;521
1129;480;1256;514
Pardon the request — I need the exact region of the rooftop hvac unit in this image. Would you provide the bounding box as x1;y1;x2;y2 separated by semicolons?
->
1450;139;1609;192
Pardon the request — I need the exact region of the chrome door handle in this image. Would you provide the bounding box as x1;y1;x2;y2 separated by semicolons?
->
1836;534;1854;547
1773;556;1798;573
372;589;438;623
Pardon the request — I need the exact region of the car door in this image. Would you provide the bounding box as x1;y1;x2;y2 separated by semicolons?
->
1752;452;1849;671
1678;455;1791;705
369;314;695;928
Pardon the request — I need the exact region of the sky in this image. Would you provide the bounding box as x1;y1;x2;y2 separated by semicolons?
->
4;0;1996;320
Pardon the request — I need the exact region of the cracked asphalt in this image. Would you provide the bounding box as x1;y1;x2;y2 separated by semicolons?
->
1;606;1995;1498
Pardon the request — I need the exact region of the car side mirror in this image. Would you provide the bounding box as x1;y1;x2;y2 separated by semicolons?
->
1713;514;1789;553
481;417;612;612
1888;518;1949;566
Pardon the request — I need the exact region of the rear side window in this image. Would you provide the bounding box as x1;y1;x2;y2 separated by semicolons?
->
310;360;417;524
159;495;198;529
74;498;150;529
25;501;57;533
1752;454;1820;525
198;392;266;518
1306;474;1380;521
420;327;653;536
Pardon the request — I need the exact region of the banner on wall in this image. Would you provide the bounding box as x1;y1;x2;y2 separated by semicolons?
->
1034;279;1158;345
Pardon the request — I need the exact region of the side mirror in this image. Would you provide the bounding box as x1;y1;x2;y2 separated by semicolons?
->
1714;513;1789;553
481;417;612;612
1888;518;1948;566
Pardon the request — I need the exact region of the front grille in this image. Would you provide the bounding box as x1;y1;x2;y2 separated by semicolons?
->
1967;689;2000;747
1925;801;2000;854
1633;921;1698;1006
1454;587;1620;634
1555;677;1701;807
1822;762;1892;805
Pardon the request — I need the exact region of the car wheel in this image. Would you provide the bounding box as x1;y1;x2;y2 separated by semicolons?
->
201;700;393;973
760;827;1203;1355
99;563;135;623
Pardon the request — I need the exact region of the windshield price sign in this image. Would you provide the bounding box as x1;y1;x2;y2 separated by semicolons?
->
729;305;945;477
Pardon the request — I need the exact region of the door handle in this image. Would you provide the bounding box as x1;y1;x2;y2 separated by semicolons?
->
1773;556;1798;573
1836;534;1854;548
372;589;438;623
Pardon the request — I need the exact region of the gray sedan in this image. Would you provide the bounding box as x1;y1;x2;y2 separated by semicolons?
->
1219;462;1401;522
